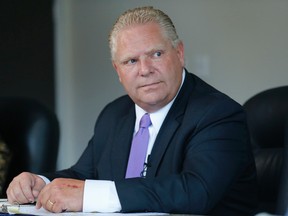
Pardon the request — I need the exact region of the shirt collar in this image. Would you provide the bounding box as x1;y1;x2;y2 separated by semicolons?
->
134;69;186;131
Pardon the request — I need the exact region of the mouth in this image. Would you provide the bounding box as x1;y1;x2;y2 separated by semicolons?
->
141;81;161;88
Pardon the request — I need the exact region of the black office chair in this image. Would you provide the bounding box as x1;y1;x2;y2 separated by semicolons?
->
0;97;60;196
277;120;288;215
243;86;288;215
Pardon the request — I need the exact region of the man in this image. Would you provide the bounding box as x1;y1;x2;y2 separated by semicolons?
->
7;6;257;215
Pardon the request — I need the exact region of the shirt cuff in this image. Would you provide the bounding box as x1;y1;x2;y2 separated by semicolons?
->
83;180;121;213
37;175;50;184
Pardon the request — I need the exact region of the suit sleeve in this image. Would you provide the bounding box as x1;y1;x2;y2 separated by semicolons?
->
43;103;112;180
115;97;255;214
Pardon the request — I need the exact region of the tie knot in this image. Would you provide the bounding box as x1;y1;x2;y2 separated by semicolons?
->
139;113;151;129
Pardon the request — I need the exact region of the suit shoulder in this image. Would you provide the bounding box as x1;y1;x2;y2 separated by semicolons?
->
99;95;134;118
187;73;242;109
178;73;244;122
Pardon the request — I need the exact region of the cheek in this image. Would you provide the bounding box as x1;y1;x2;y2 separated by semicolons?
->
117;70;127;84
164;70;182;92
120;75;135;91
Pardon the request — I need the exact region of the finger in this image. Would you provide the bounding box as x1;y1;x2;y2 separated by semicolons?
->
46;200;67;213
35;187;44;209
35;190;46;209
36;183;68;213
20;182;36;203
41;196;62;213
7;178;33;204
47;199;55;212
20;173;40;203
35;182;52;210
35;200;42;209
6;185;17;204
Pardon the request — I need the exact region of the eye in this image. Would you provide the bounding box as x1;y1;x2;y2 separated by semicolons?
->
153;51;162;58
127;59;137;64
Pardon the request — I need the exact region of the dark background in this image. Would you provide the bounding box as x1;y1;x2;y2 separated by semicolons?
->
0;0;55;111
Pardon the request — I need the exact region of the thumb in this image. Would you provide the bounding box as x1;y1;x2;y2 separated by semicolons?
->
32;189;40;199
31;176;46;199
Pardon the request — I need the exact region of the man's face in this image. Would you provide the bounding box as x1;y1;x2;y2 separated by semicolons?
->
112;22;184;113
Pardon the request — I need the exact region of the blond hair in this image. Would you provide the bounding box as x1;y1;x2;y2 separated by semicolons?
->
109;6;181;60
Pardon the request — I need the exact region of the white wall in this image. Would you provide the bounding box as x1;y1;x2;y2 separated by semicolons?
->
54;0;288;169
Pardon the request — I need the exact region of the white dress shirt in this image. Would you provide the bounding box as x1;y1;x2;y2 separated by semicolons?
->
82;70;185;212
42;70;186;213
82;99;173;212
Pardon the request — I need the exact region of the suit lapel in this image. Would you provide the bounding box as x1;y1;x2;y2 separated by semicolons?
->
110;70;195;179
146;71;194;177
147;113;183;177
110;107;136;180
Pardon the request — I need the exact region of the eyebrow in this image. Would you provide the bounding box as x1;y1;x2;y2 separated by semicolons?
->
118;44;167;64
146;48;163;56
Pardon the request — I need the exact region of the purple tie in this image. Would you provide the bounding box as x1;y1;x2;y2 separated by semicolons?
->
125;113;152;178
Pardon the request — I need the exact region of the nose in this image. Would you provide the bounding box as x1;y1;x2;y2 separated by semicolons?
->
139;57;152;76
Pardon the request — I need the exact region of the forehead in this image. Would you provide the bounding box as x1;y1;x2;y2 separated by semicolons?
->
114;23;170;58
120;22;166;43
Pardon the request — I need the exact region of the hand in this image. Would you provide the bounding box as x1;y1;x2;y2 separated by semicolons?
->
6;172;46;204
35;178;84;213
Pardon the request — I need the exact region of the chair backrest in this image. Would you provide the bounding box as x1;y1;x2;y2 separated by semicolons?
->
243;86;288;215
277;122;288;215
0;97;59;196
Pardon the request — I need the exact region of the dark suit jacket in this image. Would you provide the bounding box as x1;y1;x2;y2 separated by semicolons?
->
46;71;257;215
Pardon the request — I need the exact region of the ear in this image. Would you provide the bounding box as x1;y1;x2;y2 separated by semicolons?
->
113;62;122;82
176;41;185;67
